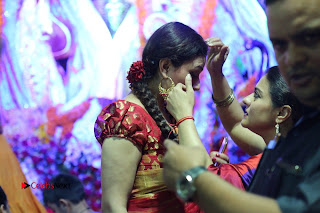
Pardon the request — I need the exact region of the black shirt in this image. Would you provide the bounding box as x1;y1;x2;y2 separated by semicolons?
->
248;109;320;213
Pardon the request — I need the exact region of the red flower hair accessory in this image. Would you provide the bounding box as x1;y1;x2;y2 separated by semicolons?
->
126;61;145;85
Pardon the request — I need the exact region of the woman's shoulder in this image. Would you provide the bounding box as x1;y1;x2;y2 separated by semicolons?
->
100;99;148;119
95;100;148;146
95;99;162;148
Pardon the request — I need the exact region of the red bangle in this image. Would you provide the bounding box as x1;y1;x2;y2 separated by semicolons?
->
167;116;194;139
176;116;194;127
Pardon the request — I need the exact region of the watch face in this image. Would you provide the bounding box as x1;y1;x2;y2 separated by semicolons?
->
176;175;196;202
179;177;189;192
176;166;207;202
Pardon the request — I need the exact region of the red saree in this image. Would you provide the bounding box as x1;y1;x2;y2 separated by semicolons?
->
95;100;184;212
185;153;262;212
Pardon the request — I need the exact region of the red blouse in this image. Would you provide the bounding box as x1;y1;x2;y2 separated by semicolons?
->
94;100;166;171
95;100;185;212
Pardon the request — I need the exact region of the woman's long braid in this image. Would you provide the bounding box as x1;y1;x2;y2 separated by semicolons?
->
130;80;176;139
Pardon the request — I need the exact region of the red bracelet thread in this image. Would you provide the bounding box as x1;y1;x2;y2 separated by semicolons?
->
167;116;194;139
176;116;194;127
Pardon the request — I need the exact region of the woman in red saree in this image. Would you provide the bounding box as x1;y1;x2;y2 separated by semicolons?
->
95;22;211;212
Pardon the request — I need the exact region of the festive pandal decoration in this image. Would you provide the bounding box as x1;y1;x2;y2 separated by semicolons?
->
2;1;274;211
136;0;148;55
198;0;217;39
11;135;102;211
0;1;2;31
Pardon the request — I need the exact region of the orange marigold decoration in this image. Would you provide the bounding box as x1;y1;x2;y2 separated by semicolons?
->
136;0;148;56
198;0;217;39
0;0;3;36
46;101;91;140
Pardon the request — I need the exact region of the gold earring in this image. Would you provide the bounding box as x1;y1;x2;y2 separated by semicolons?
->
159;76;175;100
275;123;280;135
274;123;281;141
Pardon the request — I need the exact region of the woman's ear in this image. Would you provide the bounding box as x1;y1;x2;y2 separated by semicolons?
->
159;58;171;78
276;105;292;124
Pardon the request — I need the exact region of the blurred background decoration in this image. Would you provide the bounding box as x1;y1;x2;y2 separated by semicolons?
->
0;0;276;211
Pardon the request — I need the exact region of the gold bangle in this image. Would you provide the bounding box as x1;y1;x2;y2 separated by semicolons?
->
212;89;235;107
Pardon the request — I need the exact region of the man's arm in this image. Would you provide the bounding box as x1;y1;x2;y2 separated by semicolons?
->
163;139;281;213
194;171;281;213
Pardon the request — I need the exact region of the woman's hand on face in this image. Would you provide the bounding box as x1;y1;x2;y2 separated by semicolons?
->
166;74;194;121
210;151;230;165
205;37;229;76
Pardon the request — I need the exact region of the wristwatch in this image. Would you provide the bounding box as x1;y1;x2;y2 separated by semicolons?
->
176;166;207;202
